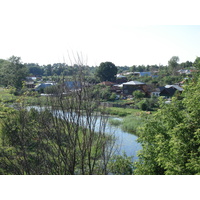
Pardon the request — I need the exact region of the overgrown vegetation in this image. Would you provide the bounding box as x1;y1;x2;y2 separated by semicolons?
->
134;74;200;175
0;63;119;175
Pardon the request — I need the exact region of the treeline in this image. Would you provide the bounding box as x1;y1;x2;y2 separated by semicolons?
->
1;55;200;90
26;63;97;77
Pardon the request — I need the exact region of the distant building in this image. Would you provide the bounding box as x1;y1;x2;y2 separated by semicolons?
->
151;84;184;98
35;82;55;92
116;74;127;84
177;69;191;75
64;81;81;90
122;81;146;96
26;76;37;81
25;81;35;89
139;72;151;77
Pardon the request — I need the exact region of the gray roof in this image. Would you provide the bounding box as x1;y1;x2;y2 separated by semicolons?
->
122;81;145;85
165;85;184;91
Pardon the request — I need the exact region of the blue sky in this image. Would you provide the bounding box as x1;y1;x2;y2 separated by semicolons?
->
0;0;200;66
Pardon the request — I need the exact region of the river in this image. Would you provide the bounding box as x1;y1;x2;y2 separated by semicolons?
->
99;116;141;160
27;106;142;161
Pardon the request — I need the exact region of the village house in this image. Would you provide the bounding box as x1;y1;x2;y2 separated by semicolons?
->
116;74;127;84
34;82;56;92
122;81;147;96
151;84;184;98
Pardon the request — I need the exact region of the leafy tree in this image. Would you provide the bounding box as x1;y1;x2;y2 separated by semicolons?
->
134;75;200;175
0;56;27;89
26;63;44;76
179;61;193;69
193;56;200;70
91;85;112;101
96;62;117;82
168;56;179;75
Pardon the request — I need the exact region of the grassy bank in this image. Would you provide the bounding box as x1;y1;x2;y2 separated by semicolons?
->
107;107;152;136
103;107;141;117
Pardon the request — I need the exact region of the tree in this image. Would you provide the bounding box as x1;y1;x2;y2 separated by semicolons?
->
0;56;27;89
26;63;44;76
96;62;117;82
134;74;200;175
179;61;193;69
0;61;117;175
168;56;179;75
133;90;145;100
193;56;200;70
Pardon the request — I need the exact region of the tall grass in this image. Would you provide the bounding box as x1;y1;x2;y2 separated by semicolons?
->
104;107;140;117
108;112;151;136
121;115;144;135
108;118;122;126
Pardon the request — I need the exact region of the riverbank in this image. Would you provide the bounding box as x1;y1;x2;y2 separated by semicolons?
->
103;107;152;136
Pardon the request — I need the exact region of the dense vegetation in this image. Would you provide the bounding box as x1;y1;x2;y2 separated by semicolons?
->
135;63;200;175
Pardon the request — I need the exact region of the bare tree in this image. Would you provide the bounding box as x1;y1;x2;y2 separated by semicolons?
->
0;55;117;175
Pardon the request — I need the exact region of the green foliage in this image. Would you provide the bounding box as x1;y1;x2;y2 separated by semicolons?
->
134;75;200;175
168;56;179;75
135;98;158;111
0;107;114;175
0;56;28;89
108;118;122;126
193;56;200;70
109;92;117;101
0;88;17;104
96;62;118;82
121;114;147;135
108;152;135;175
26;63;44;76
104;107;140;117
91;85;112;101
132;90;145;99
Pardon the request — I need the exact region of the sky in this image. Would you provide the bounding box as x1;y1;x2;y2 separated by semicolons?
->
0;0;200;67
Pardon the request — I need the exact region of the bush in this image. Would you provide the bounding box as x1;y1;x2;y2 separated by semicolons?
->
108;152;134;175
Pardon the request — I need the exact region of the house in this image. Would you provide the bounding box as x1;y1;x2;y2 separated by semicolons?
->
177;69;191;75
159;87;176;98
111;84;123;94
34;82;55;92
122;81;146;96
25;81;35;89
116;74;127;84
150;84;183;98
165;85;183;92
64;81;81;90
26;76;37;81
159;85;183;98
139;72;151;77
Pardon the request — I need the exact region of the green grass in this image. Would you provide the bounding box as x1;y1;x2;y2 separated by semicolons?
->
107;108;153;136
121;115;144;135
108;118;122;126
103;107;142;117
